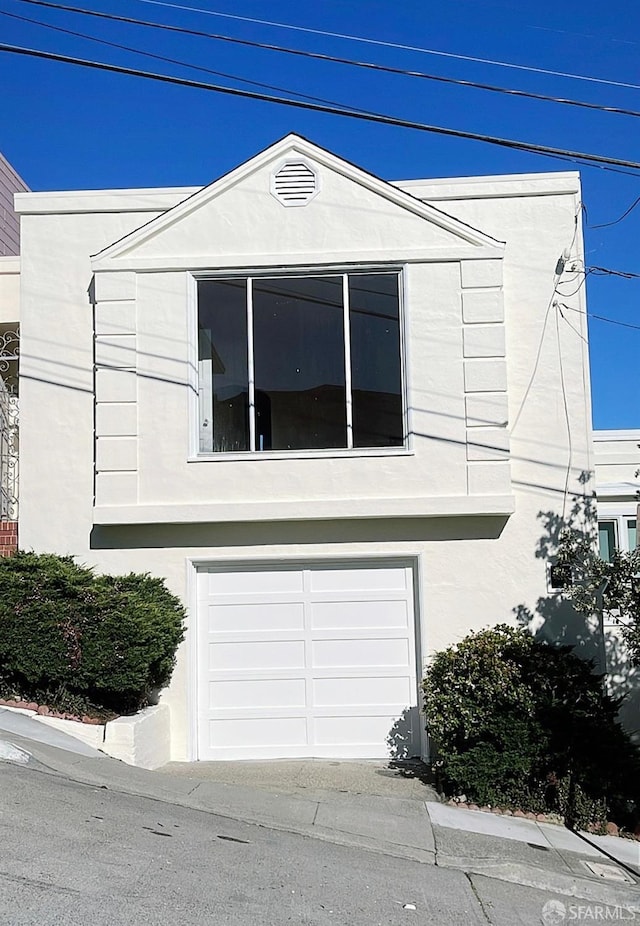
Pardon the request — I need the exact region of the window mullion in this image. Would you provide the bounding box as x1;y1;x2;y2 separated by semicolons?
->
398;270;408;446
343;273;353;449
247;278;256;452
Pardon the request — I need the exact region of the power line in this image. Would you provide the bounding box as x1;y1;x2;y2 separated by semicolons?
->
13;0;640;119
560;303;640;332
556;273;589;299
589;196;640;229
512;213;580;436
558;304;589;345
0;7;368;113
131;0;640;92
529;22;640;49
588;265;640;279
511;281;561;436
3;42;640;176
552;264;640;301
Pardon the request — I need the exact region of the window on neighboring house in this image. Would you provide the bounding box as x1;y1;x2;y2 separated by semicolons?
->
598;517;637;561
197;272;405;453
598;520;617;562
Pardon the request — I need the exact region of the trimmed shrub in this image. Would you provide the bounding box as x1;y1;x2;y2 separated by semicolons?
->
0;552;185;716
423;624;640;829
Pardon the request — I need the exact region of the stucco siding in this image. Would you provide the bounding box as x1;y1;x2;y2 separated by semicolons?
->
422;184;592;506
18;210;164;556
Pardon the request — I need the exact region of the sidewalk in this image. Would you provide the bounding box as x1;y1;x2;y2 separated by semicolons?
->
1;713;638;912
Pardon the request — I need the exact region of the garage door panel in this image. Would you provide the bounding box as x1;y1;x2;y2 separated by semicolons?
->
204;569;304;596
313;715;400;746
208;717;308;749
313;676;412;707
309;567;408;592
209;678;306;710
207;631;309;645
210;706;309;720
309;666;413;679
207;602;305;633
312;638;410;669
209;640;306;671
310;599;409;630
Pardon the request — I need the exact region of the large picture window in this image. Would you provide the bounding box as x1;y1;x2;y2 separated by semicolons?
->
197;271;404;453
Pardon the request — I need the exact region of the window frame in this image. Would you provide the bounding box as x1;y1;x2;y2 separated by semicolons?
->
187;266;412;461
597;512;638;560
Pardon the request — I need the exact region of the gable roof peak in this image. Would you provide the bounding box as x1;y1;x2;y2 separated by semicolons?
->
92;134;503;264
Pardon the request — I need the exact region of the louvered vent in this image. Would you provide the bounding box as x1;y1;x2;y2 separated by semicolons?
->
271;160;319;207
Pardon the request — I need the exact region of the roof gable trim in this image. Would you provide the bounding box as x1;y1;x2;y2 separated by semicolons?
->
91;134;503;267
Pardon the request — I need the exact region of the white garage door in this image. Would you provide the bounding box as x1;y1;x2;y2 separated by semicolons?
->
196;562;419;760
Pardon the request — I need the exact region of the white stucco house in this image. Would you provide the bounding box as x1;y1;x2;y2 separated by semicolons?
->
11;134;599;762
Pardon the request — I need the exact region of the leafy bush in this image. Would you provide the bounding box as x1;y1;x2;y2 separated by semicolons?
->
0;552;185;716
423;624;640;829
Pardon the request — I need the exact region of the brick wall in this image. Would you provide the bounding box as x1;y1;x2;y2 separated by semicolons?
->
0;521;18;556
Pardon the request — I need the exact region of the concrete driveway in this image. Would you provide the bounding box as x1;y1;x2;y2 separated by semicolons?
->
162;757;440;801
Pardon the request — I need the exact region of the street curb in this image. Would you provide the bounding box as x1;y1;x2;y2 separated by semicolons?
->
2;753;438;866
3;739;639;909
440;856;640;909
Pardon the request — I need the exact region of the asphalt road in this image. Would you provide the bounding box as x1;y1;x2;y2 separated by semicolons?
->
0;760;592;925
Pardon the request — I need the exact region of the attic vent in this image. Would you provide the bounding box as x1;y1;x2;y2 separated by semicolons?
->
271;160;319;207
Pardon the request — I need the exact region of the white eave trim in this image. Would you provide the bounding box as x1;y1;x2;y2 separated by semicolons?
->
596;482;640;499
593;429;640;442
14;187;199;215
394;172;581;201
0;256;20;273
93;495;515;526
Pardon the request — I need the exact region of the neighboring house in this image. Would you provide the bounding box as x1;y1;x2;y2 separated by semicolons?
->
15;134;594;762
593;430;639;737
0;151;26;552
594;430;639;560
0;150;28;257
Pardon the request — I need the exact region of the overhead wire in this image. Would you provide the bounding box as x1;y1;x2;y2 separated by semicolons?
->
510;284;559;436
584;196;640;229
589;265;640;279
2;42;640;176
557;304;589;345
511;209;581;436
551;265;640;296
555;273;590;298
129;0;640;92
590;196;640;228
12;0;640;119
0;6;371;112
559;304;640;332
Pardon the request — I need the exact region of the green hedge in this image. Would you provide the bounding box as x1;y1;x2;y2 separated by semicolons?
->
0;552;185;716
423;624;640;829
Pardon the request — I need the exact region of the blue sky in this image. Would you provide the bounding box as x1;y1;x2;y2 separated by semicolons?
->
1;0;638;429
